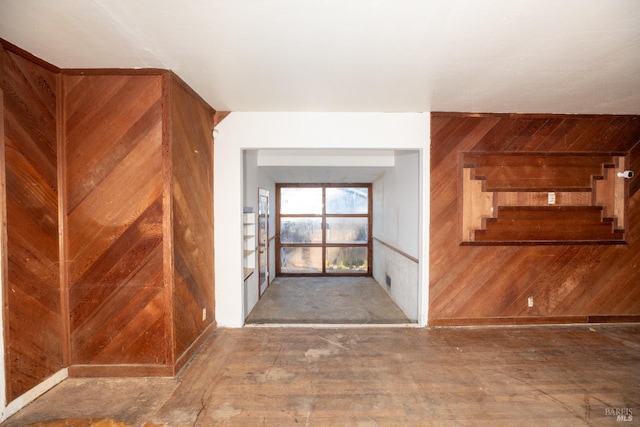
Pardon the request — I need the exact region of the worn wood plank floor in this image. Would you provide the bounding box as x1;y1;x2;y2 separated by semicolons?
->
3;324;639;426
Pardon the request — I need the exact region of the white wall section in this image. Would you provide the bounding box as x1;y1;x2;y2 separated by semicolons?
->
372;150;421;320
214;113;429;327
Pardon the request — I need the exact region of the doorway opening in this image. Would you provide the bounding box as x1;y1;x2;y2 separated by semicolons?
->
241;147;422;325
276;184;372;276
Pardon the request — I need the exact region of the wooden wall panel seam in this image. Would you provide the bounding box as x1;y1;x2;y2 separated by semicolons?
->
57;70;70;366
0;44;12;401
162;73;175;365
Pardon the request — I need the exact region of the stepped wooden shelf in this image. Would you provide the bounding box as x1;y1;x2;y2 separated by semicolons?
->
460;152;628;245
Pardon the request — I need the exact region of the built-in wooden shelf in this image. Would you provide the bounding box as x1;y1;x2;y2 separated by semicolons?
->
243;212;256;279
460;152;628;245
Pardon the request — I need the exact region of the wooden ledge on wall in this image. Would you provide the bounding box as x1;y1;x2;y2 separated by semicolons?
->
459;151;629;245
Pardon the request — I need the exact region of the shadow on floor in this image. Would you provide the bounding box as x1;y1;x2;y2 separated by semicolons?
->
245;276;412;324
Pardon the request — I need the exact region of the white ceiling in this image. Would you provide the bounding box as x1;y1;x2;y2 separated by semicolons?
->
255;149;399;183
1;0;639;114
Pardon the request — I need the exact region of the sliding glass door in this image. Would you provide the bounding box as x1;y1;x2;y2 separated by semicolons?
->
276;184;371;276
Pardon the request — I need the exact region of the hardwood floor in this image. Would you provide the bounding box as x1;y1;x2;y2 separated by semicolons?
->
3;324;639;426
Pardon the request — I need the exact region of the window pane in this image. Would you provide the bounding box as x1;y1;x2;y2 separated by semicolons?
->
280;247;322;274
326;187;368;214
326;247;368;274
280;217;322;243
326;217;368;244
280;187;323;214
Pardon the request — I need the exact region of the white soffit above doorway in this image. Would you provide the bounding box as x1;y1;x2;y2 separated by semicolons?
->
255;149;403;183
256;149;395;167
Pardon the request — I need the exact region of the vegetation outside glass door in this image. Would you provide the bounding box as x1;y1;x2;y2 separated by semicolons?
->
276;184;371;276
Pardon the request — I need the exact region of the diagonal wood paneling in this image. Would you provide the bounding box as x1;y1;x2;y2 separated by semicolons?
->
64;72;168;365
170;74;215;360
2;47;62;401
430;113;640;325
2;40;218;395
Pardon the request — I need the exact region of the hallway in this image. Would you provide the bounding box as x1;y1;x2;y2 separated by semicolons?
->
245;276;412;324
2;324;639;426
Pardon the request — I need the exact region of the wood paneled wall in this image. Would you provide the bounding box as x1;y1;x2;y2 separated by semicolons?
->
64;72;168;368
430;112;640;326
1;44;63;401
1;38;216;399
63;71;216;377
169;75;215;366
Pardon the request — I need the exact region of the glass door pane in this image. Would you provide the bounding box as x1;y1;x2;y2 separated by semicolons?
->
280;247;323;274
326;217;368;244
280;187;323;214
325;247;368;274
280;217;322;243
326;187;369;214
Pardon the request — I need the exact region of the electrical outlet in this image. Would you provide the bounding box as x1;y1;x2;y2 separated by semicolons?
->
527;296;534;308
202;308;207;321
385;274;392;287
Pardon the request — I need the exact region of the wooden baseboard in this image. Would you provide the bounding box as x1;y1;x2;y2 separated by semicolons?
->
69;321;216;378
68;364;174;377
174;321;217;375
587;315;640;323
3;369;68;422
429;315;640;327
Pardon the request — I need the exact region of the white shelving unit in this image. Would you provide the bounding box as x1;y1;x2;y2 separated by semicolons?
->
243;212;256;280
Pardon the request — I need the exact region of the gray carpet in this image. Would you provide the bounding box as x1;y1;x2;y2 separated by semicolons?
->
245;276;411;324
